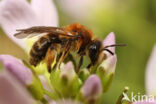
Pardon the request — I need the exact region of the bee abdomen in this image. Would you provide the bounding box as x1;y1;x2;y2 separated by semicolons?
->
29;37;51;66
29;50;43;66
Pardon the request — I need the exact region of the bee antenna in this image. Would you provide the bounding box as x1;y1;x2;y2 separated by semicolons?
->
101;43;126;55
104;43;126;48
102;48;114;55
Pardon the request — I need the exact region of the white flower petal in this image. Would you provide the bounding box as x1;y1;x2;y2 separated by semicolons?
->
146;45;156;96
31;0;58;26
0;0;40;49
99;54;117;73
0;71;34;104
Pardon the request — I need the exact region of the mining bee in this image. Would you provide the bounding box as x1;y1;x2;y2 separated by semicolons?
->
14;23;125;72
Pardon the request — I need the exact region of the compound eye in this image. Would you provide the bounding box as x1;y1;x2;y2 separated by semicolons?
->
89;44;98;56
88;44;99;65
89;44;97;50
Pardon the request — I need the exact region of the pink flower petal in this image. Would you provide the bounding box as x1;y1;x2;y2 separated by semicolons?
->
60;61;75;82
81;75;102;99
103;32;116;53
0;0;40;49
63;61;74;71
146;45;156;96
0;71;34;104
0;55;33;85
31;0;58;26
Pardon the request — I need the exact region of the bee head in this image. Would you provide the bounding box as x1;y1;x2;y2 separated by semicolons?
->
88;40;102;65
88;40;126;65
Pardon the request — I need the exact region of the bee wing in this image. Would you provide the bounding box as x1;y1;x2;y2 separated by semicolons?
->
14;26;75;39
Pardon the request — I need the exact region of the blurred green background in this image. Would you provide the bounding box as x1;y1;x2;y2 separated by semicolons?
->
0;0;156;103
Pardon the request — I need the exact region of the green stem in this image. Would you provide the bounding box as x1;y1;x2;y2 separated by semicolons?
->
116;87;129;104
43;89;57;100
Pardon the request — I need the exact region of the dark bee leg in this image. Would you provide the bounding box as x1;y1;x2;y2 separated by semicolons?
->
63;53;77;69
87;63;92;69
76;56;83;73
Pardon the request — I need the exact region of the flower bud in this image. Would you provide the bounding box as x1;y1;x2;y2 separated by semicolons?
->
103;32;115;54
60;61;76;83
50;62;81;98
98;55;117;74
0;55;44;100
116;86;129;104
78;68;90;82
0;55;32;85
96;55;117;92
80;75;102;103
0;71;34;104
95;32;117;93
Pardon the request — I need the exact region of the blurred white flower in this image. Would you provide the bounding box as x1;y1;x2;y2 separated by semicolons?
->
57;0;97;20
146;45;156;96
0;0;58;50
57;0;115;21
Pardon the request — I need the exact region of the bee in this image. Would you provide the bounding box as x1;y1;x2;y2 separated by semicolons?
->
14;23;125;72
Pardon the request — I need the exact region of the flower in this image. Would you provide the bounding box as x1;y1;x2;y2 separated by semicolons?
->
99;32;117;73
130;45;156;104
57;0;95;20
0;0;120;103
0;0;58;50
0;71;34;104
0;34;118;103
132;100;156;104
145;45;156;96
0;55;44;100
60;61;76;83
0;55;33;85
96;32;117;92
80;75;102;103
0;0;58;101
103;32;116;55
